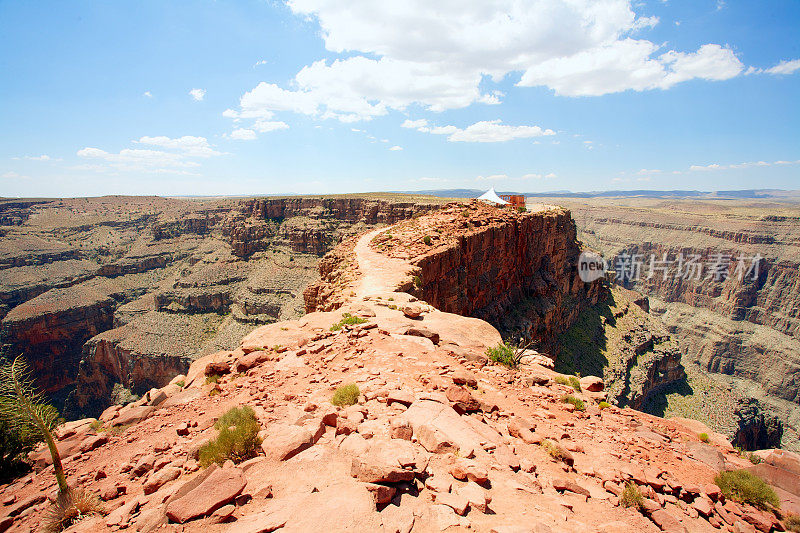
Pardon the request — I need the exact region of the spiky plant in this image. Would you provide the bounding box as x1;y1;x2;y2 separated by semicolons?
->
1;357;103;530
0;356;67;494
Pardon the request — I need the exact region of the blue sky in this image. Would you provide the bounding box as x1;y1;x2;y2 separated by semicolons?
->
1;0;798;197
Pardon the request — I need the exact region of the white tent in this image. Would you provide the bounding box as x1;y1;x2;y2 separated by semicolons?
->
477;187;508;205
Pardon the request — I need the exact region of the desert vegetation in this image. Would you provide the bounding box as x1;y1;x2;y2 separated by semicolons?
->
199;406;262;467
620;482;644;510
714;470;779;510
331;383;360;406
1;356;104;530
330;312;367;332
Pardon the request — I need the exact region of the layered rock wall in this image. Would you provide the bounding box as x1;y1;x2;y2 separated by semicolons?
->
410;206;604;349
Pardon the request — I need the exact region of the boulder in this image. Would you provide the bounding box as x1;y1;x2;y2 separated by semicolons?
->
451;370;477;388
165;466;246;523
387;390;414;407
458;482;492;513
364;483;397;505
402;305;422;318
444;385;480;413
650;509;687;533
403;326;439;345
579;376;604;392
227;509;288;533
552;478;590;498
261;425;314;461
143;466;181;495
350;439;418;483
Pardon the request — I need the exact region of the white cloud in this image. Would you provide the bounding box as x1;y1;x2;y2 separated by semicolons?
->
521;173;542;179
476;174;509;181
688;159;800;172
765;59;800;76
254;60;269;67
189;88;206;101
430;125;459;135
143;91;153;98
448;120;555;142
77;135;222;174
389;145;403;151
519;41;742;96
401;119;428;129
135;136;221;157
253;120;289;132
23;155;51;161
2;171;23;179
222;0;750;120
229;128;258;140
403;118;554;142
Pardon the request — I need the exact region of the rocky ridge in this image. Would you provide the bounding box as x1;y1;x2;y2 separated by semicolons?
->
2;214;798;533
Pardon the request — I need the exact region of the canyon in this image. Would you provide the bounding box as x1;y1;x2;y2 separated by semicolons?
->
0;195;442;416
2;201;798;532
1;192;796;457
538;196;800;452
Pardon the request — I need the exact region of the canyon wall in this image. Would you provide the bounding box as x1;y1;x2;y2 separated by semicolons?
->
0;195;446;416
542;196;800;451
307;202;605;351
409;206;604;350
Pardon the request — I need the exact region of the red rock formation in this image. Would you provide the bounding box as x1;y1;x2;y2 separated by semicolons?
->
0;286;115;392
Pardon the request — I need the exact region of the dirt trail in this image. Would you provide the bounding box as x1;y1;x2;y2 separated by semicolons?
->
352;226;411;300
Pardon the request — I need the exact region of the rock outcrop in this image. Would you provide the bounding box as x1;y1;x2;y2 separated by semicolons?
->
307;201;604;351
556;286;686;410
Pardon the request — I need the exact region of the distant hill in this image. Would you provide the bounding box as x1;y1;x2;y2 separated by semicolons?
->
399;189;800;200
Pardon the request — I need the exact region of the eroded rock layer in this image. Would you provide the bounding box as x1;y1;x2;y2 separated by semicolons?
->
0;195;444;414
539;196;800;451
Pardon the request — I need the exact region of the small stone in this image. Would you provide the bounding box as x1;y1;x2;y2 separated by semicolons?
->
402;305;422;318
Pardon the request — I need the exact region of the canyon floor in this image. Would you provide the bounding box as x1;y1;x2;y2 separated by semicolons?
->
2;202;799;532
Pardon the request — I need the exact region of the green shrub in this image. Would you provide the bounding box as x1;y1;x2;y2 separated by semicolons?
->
517;206;527;213
330;312;367;332
486;343;518;368
423;235;432;245
568;376;582;392
784;514;800;532
332;384;360;406
541;439;569;463
562;395;586;411
199;406;262;467
714;470;779;510
412;275;422;288
555;376;569;386
620;482;644;510
205;373;221;385
748;452;763;465
175;380;185;389
598;401;611;410
698;432;709;443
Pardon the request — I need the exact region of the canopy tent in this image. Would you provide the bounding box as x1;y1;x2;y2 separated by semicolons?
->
477;187;509;205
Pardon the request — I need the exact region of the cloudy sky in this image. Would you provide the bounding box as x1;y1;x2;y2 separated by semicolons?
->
1;0;798;197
